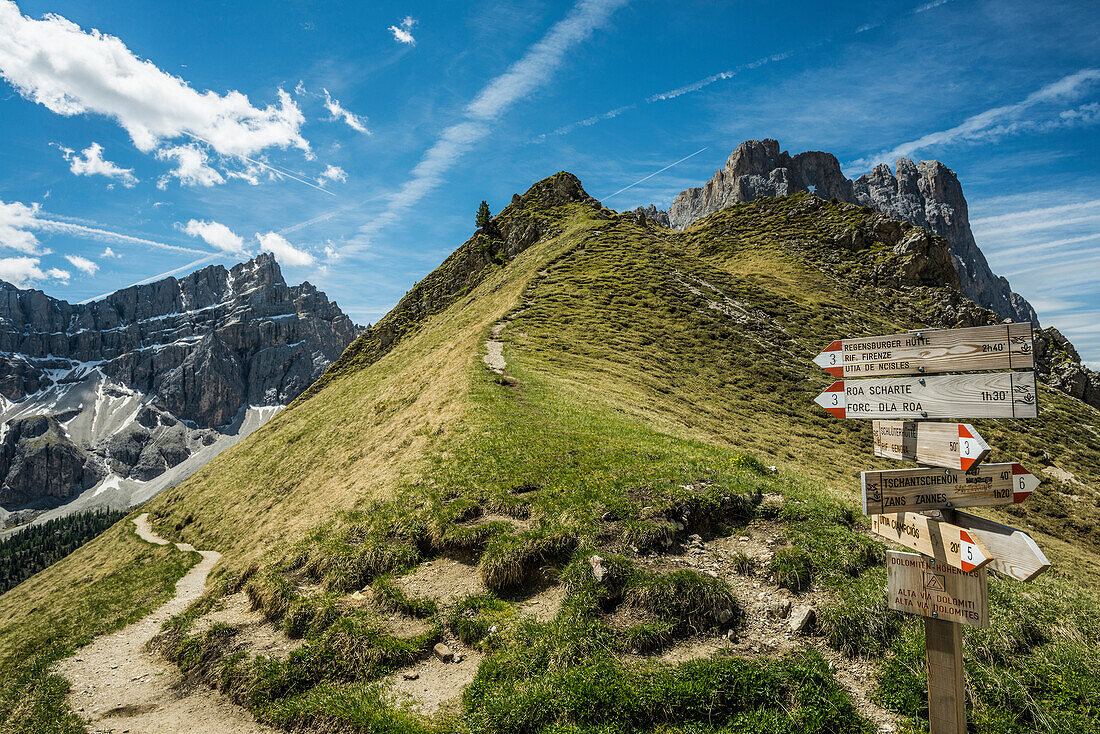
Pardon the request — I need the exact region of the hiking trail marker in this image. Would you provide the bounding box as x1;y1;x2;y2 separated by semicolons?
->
887;550;989;628
813;323;1034;378
862;462;1040;514
872;420;990;471
813;371;1038;420
811;323;1047;734
870;512;992;573
949;511;1050;583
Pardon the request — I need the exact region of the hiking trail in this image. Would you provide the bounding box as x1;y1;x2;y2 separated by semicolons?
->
54;513;276;734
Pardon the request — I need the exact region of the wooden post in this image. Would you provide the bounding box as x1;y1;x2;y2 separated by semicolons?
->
924;615;967;734
924;505;966;734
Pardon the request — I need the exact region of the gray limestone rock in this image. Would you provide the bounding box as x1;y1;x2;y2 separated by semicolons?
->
0;416;104;505
790;605;815;635
0;253;360;429
0;253;361;509
662;139;1036;325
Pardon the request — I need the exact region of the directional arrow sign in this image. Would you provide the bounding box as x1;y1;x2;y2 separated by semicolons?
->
813;323;1034;378
863;463;1041;514
953;511;1051;582
873;420;991;470
870;512;993;573
813;371;1038;420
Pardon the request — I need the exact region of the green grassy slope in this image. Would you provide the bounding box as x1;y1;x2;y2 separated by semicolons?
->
2;176;1098;734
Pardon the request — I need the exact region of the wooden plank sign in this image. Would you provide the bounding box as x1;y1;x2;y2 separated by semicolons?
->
954;511;1051;582
873;420;991;470
862;463;1040;514
870;512;992;573
813;371;1037;420
888;550;989;628
813;323;1034;378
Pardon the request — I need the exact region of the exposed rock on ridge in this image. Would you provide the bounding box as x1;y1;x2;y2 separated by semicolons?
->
663;139;1036;325
0;415;104;505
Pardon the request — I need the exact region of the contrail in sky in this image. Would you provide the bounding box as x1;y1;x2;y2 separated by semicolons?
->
603;147;708;200
80;254;219;303
184;133;337;197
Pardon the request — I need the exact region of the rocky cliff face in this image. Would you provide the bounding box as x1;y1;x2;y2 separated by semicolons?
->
0;254;359;524
0;415;104;505
664;139;1037;325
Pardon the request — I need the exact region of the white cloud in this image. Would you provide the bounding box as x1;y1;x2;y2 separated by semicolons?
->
156;145;225;187
317;165;347;185
0;199;44;254
101;246;118;258
538;104;635;140
465;0;628;123
352;0;629;251
388;16;416;44
64;254;98;275
256;231;314;266
181;219;246;254
0;1;308;157
225;160;268;186
322;89;370;134
4;198;204;257
59;142;137;186
0;256;69;287
971;198;1100;238
849;68;1100;169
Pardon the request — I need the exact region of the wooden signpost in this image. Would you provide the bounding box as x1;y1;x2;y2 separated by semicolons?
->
887;550;989;628
813;371;1038;420
813;323;1034;378
870;512;992;572
872;420;991;470
862;463;1040;514
811;323;1046;734
950;511;1050;583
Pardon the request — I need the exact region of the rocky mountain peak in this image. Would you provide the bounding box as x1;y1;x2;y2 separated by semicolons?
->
512;171;601;210
228;251;284;291
0;254;361;524
661;139;1036;325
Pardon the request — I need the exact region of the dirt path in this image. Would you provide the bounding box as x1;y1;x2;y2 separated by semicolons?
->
55;513;277;734
483;321;508;374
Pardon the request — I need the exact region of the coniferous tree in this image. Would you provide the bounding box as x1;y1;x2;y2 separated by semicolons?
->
476;200;492;230
0;509;126;595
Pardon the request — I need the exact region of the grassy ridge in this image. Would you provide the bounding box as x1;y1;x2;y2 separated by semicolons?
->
1;184;1098;733
151;193;1098;732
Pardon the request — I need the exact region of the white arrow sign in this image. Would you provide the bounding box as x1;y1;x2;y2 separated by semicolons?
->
872;420;992;471
871;512;993;573
862;462;1041;514
813;372;1038;420
813;323;1034;377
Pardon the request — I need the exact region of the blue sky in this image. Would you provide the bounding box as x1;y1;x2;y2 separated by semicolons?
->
1;0;1098;365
